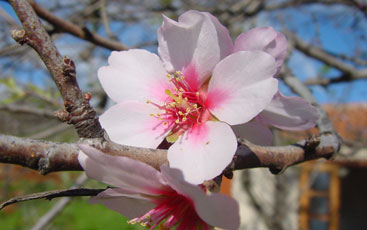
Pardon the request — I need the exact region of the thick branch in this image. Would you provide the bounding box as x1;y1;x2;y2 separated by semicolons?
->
9;0;103;138
0;134;81;174
0;134;336;175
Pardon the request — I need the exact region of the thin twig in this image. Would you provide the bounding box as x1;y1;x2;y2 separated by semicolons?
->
30;123;71;139
28;0;127;51
286;31;367;80
0;104;55;118
30;174;88;230
0;187;104;210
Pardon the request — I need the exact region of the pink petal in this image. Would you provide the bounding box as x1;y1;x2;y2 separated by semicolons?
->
98;49;171;103
232;118;273;145
158;10;233;87
78;145;166;193
194;193;240;230
160;165;240;230
259;92;319;130
90;188;155;219
167;121;237;184
234;27;287;73
207;51;278;125
99;101;169;148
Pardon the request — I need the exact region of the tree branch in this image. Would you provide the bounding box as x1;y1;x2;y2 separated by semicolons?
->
9;0;104;138
0;133;336;176
27;0;127;51
30;174;88;230
286;31;367;80
266;0;361;11
304;73;357;86
0;134;81;174
0;188;104;210
0;104;56;118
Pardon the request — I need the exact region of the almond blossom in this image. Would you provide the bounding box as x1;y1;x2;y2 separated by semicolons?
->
232;27;319;145
98;11;278;184
78;144;240;230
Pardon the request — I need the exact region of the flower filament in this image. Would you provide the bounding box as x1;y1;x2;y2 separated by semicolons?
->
128;190;210;230
147;71;205;137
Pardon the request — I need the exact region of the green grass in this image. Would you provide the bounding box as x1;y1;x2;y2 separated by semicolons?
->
0;171;145;230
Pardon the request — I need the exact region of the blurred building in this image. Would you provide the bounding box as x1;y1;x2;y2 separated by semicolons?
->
230;103;367;230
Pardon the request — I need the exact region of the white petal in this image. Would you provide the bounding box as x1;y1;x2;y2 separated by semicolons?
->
234;26;287;73
90;188;155;219
158;11;233;87
207;51;278;125
232;118;273;145
98;49;171;103
99;101;169;148
259;92;319;130
167;121;237;184
78;145;166;193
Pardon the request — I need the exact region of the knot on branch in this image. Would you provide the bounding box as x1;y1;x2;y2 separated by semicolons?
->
62;56;76;80
304;135;321;152
11;29;29;45
58;100;103;138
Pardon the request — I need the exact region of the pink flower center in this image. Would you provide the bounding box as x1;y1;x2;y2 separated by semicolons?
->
147;71;210;140
128;189;210;230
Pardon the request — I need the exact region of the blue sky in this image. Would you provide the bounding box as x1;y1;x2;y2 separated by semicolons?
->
1;1;366;103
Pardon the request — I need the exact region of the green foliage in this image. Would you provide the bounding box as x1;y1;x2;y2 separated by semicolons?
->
0;78;25;104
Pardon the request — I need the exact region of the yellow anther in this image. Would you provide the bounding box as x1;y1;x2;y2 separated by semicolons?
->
174;88;178;92
195;92;200;96
182;117;187;122
163;121;167;125
184;97;188;101
165;89;183;105
146;100;150;104
175;118;180;124
180;75;185;80
179;88;184;92
149;113;154;116
178;111;184;115
158;117;163;120
170;102;176;107
157;113;161;116
175;71;181;75
193;104;198;109
166;73;171;78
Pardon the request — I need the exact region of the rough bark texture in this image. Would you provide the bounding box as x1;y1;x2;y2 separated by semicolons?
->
9;0;104;139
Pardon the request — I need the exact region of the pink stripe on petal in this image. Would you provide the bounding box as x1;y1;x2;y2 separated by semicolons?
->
182;64;200;91
185;123;209;146
205;88;231;111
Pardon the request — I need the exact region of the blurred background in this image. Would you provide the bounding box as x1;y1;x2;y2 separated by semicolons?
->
0;0;366;229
